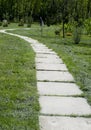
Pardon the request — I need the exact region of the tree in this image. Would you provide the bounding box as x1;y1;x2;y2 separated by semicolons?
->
0;0;90;25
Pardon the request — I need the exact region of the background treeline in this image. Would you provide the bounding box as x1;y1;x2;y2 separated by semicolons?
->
0;0;91;24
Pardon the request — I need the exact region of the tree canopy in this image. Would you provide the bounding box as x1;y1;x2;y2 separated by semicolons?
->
0;0;91;23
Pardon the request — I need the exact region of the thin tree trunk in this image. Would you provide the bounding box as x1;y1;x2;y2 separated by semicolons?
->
63;21;65;38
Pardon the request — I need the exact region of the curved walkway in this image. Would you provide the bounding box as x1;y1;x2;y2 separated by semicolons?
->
0;30;91;130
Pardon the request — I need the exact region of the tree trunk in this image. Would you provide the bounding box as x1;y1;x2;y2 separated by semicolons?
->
62;21;65;38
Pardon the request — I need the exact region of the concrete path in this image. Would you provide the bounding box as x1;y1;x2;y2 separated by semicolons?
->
0;30;91;130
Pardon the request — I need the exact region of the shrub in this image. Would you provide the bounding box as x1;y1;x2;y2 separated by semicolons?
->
73;27;82;44
65;23;73;33
0;21;2;26
2;19;8;27
18;19;24;26
46;17;51;26
84;18;91;36
27;24;31;27
55;29;61;36
27;16;33;27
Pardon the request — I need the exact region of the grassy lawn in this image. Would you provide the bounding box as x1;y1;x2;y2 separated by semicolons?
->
6;24;91;105
0;33;40;130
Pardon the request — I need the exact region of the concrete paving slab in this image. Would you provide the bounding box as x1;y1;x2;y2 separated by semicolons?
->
36;54;59;60
36;53;59;58
35;45;49;49
39;116;91;130
33;49;49;52
35;50;56;54
36;55;60;59
36;55;59;60
36;52;56;55
39;96;91;115
33;48;50;52
32;43;48;49
36;63;68;71
37;82;83;96
21;36;39;44
36;58;63;64
31;44;52;51
32;48;50;53
31;43;47;48
31;44;54;53
37;71;74;82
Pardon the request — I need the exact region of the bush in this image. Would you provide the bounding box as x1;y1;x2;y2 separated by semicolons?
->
65;23;73;33
2;19;8;27
55;29;61;36
27;16;33;27
0;21;2;26
73;27;82;44
84;18;91;36
18;19;24;26
27;24;31;27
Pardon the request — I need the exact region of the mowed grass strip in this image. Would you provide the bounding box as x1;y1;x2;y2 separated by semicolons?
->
0;33;40;130
7;24;91;105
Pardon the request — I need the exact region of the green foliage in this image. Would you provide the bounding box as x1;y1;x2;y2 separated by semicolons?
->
65;23;73;33
2;20;8;27
55;29;61;36
27;16;33;27
73;27;82;44
18;19;24;26
84;18;91;35
66;32;72;36
0;0;90;26
0;21;2;26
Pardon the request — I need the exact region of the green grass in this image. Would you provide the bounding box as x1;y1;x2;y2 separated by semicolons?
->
0;33;40;130
7;24;91;105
